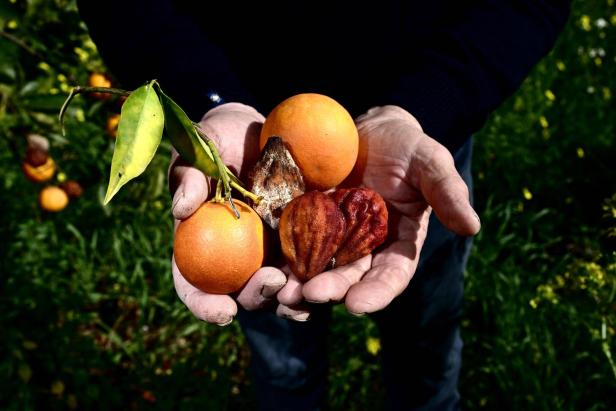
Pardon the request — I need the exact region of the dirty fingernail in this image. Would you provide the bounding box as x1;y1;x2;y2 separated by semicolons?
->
215;318;233;327
473;211;481;224
305;299;328;304
171;186;185;216
288;312;310;322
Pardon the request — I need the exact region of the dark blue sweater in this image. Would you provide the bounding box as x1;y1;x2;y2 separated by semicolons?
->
77;0;570;152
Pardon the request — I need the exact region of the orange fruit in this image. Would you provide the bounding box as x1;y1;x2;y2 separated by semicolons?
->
259;93;358;190
39;186;69;212
173;200;265;294
88;72;112;99
106;113;120;138
22;157;56;183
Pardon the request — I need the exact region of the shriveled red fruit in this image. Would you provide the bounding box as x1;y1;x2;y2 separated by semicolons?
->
279;191;346;282
330;187;388;267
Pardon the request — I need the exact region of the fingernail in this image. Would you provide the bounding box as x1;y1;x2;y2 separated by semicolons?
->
349;311;366;317
280;312;310;322
216;318;233;327
305;299;328;304
473;211;481;224
289;312;310;322
171;186;184;215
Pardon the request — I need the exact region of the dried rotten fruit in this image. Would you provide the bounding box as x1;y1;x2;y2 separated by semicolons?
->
25;147;48;167
248;136;305;229
60;180;84;198
279;191;346;282
330;188;388;267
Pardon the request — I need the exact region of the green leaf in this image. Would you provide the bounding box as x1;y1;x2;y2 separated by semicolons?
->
104;81;164;204
155;87;219;177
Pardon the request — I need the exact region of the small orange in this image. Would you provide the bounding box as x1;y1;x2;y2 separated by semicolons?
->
173;200;265;294
22;157;56;183
39;186;69;212
259;93;358;190
106;113;120;138
88;72;112;99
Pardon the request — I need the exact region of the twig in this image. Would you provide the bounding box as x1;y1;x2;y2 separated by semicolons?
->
0;30;44;60
59;86;131;135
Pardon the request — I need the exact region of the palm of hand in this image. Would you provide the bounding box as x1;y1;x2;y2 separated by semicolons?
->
342;115;433;314
171;104;479;324
170;103;290;325
278;106;479;316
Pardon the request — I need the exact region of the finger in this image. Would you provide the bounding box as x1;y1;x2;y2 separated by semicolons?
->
345;212;430;315
302;254;372;303
169;154;209;220
356;105;423;131
276;303;311;322
236;267;287;311
198;103;265;179
415;139;480;236
172;256;237;325
344;242;418;315
276;267;304;306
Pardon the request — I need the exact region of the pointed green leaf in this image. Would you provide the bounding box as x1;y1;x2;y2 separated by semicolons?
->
104;81;164;204
155;88;219;177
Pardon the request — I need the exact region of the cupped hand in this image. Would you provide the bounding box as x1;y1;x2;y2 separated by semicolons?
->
169;103;287;325
277;105;480;316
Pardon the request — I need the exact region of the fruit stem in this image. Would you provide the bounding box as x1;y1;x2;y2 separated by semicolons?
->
59;86;131;136
214;179;223;202
231;181;262;205
195;127;260;217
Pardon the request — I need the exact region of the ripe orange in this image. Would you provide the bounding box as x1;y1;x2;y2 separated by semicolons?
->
88;72;112;99
173;200;265;294
22;157;56;183
39;186;69;212
259;93;358;190
106;113;120;138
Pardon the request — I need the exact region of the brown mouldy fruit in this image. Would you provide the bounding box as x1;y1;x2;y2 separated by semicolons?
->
279;191;346;282
26;134;49;152
60;180;84;198
330;188;388;267
25;146;48;167
248;136;305;229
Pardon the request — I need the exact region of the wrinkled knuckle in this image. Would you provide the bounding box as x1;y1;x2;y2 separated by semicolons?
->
432;143;454;167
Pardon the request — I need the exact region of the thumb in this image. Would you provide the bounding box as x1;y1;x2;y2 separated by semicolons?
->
169;151;209;220
416;139;480;236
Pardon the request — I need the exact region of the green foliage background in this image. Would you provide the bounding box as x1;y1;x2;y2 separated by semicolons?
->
0;0;614;409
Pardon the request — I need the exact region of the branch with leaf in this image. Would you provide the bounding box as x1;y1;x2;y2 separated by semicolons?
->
59;80;261;217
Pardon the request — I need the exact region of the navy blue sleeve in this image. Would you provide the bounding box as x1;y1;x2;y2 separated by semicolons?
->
79;0;570;151
383;0;570;151
76;0;256;119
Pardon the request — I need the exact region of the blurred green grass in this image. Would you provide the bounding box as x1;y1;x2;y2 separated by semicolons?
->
0;0;614;409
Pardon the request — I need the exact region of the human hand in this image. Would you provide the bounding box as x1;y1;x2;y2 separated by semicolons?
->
169;103;287;325
277;105;480;316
